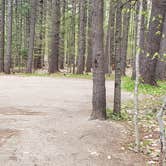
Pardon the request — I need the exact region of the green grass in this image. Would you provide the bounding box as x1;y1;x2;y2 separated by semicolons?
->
16;72;93;79
14;72;114;80
122;76;166;95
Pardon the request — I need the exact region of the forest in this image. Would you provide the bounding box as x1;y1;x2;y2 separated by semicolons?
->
0;0;166;165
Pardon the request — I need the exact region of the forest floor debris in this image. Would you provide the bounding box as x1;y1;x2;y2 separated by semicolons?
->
122;95;165;165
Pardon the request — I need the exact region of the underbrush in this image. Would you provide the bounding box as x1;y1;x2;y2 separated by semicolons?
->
122;76;166;96
107;108;132;121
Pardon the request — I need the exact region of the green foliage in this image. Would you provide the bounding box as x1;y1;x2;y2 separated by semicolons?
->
122;76;166;95
19;48;28;58
107;108;131;121
18;2;30;16
145;112;155;121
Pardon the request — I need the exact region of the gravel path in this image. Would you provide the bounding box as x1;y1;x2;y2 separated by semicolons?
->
0;76;146;166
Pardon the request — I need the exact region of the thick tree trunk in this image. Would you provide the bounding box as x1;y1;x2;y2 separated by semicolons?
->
0;0;5;72
77;0;87;74
34;0;44;70
140;0;165;85
91;0;106;120
4;0;12;74
48;0;60;73
26;0;37;73
113;1;122;114
155;12;166;80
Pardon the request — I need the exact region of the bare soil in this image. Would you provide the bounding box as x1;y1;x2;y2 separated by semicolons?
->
0;75;146;166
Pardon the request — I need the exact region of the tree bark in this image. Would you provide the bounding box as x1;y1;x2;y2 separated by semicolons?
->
134;0;143;152
104;0;115;74
113;1;122;114
110;3;116;70
48;0;60;73
91;0;106;120
59;0;66;70
71;0;76;74
132;2;139;80
140;0;165;85
26;0;37;73
34;0;44;70
104;1;112;74
4;0;12;74
77;0;87;74
86;0;92;73
0;0;5;72
155;12;166;80
121;3;131;76
139;0;147;79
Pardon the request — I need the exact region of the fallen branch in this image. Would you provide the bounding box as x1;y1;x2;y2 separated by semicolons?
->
157;97;166;166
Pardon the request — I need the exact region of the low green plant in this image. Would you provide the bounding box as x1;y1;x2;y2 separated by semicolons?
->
122;76;166;95
107;108;131;121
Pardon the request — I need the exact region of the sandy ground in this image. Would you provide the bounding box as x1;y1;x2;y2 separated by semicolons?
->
0;75;146;166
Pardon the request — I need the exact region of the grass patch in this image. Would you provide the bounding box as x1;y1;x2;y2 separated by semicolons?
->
15;72;92;79
14;72;114;80
107;108;131;121
122;76;166;95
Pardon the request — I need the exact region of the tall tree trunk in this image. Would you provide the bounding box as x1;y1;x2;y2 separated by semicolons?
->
0;0;5;72
134;0;143;152
71;0;76;74
121;3;131;76
25;0;30;50
132;2;139;80
139;0;147;79
91;0;106;120
140;0;165;85
48;0;60;73
77;0;87;74
34;0;44;70
4;0;12;74
86;0;92;73
59;0;66;70
155;12;166;80
110;3;116;70
104;0;113;74
113;1;122;114
26;0;37;73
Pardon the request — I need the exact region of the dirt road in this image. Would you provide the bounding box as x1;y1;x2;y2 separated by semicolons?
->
0;76;145;166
